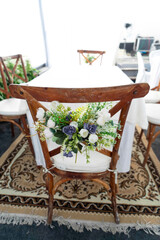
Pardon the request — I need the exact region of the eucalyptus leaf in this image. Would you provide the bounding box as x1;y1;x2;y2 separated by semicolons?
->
73;148;78;154
78;143;83;151
50;128;55;134
56;137;66;145
54;130;65;138
52;136;58;142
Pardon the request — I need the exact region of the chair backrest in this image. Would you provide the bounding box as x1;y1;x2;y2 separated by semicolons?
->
77;50;106;65
9;83;149;171
149;49;160;63
149;50;160;89
136;52;146;84
0;54;28;99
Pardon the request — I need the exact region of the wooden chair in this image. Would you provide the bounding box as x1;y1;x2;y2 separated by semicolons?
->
77;50;105;65
9;82;149;225
138;103;160;166
0;54;34;154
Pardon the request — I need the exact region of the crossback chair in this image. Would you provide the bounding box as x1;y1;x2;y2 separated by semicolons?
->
9;83;149;225
0;54;34;154
77;50;106;65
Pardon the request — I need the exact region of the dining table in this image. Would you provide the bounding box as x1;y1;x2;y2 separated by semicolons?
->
23;65;148;173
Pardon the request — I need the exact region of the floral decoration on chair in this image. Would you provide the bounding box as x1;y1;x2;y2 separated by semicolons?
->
85;54;95;64
35;102;121;163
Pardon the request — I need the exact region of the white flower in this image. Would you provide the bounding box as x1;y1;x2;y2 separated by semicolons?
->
97;108;111;126
36;108;45;121
89;134;98;144
79;129;89;138
97;117;106;126
44;128;53;139
70;121;78;129
47;118;55;128
98;108;111;121
50;101;59;111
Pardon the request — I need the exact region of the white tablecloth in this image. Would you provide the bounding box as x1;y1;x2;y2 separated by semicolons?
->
25;65;148;172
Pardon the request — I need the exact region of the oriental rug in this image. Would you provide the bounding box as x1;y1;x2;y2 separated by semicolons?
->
0;127;160;235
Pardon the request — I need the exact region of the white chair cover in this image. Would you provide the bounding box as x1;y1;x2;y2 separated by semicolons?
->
149;50;160;89
136;52;150;85
136;50;160;89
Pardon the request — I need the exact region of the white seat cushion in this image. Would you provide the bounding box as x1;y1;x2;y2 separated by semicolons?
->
146;103;160;125
144;90;160;103
52;150;111;173
47;139;111;173
0;98;27;115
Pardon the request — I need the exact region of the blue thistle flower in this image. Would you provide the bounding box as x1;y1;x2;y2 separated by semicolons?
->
63;151;73;157
62;125;76;138
84;123;97;134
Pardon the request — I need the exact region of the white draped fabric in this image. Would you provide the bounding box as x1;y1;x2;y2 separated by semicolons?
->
136;50;160;89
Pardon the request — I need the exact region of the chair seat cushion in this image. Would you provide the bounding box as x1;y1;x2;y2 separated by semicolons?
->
0;98;27;115
144;90;160;103
49;140;111;173
146;103;160;125
52;151;111;173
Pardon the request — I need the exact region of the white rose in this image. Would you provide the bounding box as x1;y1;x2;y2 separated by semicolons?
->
98;108;111;121
79;129;89;138
36;108;45;121
47;118;55;128
89;134;98;144
97;117;106;126
70;121;78;129
50;101;59;111
44;128;53;139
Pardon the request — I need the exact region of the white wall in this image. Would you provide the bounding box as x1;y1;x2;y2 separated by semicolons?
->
42;0;124;67
41;0;160;67
0;0;46;67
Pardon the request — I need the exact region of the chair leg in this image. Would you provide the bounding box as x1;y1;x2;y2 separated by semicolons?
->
20;115;35;157
146;123;151;140
11;123;15;137
110;172;120;224
137;128;144;145
143;123;155;167
46;173;54;225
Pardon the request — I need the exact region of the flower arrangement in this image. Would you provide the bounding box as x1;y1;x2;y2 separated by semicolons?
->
85;54;95;64
35;101;121;163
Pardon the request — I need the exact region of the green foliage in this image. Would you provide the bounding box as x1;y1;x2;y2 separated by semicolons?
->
0;58;40;101
85;54;95;64
25;60;40;81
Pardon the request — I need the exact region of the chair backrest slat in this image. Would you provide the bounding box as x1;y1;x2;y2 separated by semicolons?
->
9;84;149;102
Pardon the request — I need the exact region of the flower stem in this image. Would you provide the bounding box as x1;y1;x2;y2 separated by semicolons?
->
75;153;78;163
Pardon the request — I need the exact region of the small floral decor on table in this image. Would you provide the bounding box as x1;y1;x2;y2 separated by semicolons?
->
35;101;121;163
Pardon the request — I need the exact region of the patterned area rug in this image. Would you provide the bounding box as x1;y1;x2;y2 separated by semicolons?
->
0;127;160;234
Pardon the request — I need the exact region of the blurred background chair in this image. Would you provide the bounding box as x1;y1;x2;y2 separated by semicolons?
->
0;54;34;154
149;50;160;90
141;103;160;166
136;51;160;162
77;50;105;65
9;82;149;225
136;51;160;103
